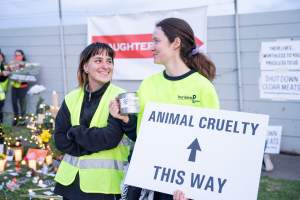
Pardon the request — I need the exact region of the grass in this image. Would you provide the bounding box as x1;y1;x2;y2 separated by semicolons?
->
258;176;300;200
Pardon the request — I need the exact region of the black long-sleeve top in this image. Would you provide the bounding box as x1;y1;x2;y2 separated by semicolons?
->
54;82;137;200
54;82;136;156
0;63;8;82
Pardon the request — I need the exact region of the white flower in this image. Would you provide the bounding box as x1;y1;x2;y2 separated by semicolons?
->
27;85;46;95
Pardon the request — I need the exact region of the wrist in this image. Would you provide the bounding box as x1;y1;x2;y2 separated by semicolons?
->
121;115;129;124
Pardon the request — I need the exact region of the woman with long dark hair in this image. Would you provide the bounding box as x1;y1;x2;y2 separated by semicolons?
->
111;17;220;200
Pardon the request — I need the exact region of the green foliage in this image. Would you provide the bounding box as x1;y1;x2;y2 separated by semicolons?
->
2;124;13;135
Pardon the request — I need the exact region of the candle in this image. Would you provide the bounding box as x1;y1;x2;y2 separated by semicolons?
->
45;155;53;165
52;90;59;108
0;159;6;172
28;160;37;171
14;148;22;162
15;141;21;147
37;113;45;124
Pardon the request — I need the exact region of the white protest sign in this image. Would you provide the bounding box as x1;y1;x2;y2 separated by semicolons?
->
125;103;269;200
265;126;282;154
260;40;300;70
259;71;300;100
87;7;207;80
10;74;37;82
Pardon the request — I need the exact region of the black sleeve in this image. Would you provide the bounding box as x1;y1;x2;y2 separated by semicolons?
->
53;101;91;156
68;114;136;153
120;114;137;142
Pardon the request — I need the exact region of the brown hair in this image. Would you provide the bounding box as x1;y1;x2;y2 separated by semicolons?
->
77;42;115;87
15;49;26;61
156;18;216;81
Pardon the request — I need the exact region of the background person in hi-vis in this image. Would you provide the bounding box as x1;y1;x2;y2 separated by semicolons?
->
111;17;220;200
9;49;29;126
54;42;136;200
0;52;10;124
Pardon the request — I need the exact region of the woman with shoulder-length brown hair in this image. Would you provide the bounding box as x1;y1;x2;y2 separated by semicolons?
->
53;42;136;200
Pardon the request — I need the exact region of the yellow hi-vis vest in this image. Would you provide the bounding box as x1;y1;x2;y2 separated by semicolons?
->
137;71;220;132
11;80;22;88
0;79;9;101
54;84;131;194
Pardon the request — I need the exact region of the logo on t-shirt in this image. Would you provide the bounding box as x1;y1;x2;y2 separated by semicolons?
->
177;94;200;104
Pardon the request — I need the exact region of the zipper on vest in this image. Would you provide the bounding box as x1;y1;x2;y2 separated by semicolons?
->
85;84;92;102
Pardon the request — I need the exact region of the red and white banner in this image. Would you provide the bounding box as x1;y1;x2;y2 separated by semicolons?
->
88;7;207;80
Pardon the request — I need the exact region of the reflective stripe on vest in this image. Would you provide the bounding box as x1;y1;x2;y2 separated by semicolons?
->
55;84;130;194
63;154;128;170
80;159;128;169
63;154;79;166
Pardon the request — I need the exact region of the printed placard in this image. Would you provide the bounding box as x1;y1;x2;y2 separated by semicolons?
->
265;126;282;154
125;103;269;200
260;40;300;70
259;71;300;100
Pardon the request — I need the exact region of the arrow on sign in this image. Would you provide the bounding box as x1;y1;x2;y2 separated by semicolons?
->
187;138;201;162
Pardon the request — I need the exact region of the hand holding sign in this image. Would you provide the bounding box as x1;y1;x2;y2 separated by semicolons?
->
173;190;188;200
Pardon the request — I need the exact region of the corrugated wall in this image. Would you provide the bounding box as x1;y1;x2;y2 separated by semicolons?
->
0;9;299;153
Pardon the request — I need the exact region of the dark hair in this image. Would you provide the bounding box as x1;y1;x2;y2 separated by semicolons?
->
15;49;26;61
0;52;6;65
156;18;216;81
77;42;115;87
